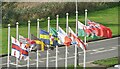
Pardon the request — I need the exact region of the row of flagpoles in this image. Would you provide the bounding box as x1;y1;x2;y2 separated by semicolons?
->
7;14;87;69
7;1;112;69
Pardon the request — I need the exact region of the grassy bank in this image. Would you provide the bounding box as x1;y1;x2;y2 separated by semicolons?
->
1;7;118;54
92;57;118;67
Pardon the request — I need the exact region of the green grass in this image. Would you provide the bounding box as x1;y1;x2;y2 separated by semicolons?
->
1;7;118;54
0;28;2;55
92;57;118;67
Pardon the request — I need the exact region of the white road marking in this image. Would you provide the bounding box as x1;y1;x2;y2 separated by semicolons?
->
41;56;56;60
50;56;75;62
29;63;36;66
78;48;104;54
86;50;92;52
78;50;91;54
89;37;118;44
90;48;116;54
78;51;83;54
10;62;17;66
92;48;105;51
1;63;7;65
2;62;37;67
31;59;44;62
111;47;118;49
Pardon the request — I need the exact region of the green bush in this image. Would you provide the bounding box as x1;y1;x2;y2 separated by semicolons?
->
2;2;118;27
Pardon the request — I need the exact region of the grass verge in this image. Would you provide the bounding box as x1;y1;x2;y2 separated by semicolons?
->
92;57;118;67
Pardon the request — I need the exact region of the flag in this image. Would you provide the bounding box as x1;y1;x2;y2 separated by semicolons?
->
40;30;58;46
11;36;29;60
83;26;93;37
50;27;59;46
19;43;29;60
31;34;47;51
78;21;90;37
68;27;77;44
11;36;21;59
68;27;87;50
78;29;85;37
87;20;101;37
34;40;46;51
40;30;50;45
75;37;87;50
19;35;36;51
78;21;85;29
91;33;98;39
50;27;57;36
50;27;62;45
19;35;27;44
99;24;112;38
58;27;72;46
85;26;98;39
88;20;112;38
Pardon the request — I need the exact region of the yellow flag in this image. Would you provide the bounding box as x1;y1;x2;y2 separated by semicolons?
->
34;40;45;51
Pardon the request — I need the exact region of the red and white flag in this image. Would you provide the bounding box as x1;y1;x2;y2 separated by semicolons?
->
88;20;112;38
19;35;36;51
11;36;21;59
11;36;29;60
68;27;87;50
19;43;29;60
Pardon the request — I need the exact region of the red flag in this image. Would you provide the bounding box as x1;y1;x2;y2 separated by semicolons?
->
100;24;112;38
88;20;112;38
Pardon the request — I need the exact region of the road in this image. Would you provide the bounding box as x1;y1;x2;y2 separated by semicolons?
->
1;37;119;68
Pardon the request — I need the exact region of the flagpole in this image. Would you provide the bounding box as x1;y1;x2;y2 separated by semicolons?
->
83;9;88;69
56;15;59;69
37;19;39;68
46;17;50;68
27;20;30;68
65;13;69;68
75;0;78;68
84;9;87;45
7;24;10;68
16;22;19;67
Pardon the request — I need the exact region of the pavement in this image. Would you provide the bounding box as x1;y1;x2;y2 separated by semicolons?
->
0;37;119;68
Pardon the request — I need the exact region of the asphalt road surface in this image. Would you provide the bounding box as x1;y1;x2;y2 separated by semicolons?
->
1;37;119;68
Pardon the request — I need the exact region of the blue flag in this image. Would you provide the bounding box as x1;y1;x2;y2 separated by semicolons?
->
40;29;58;46
40;30;50;45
